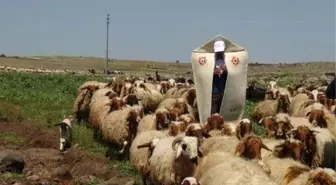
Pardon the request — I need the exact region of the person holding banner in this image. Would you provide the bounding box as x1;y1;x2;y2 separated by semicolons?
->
211;39;228;114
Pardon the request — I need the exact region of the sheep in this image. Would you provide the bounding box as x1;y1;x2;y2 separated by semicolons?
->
119;81;133;98
297;101;330;118
89;88;118;107
306;106;336;137
101;105;145;159
73;85;99;124
122;94;142;106
132;83;164;113
197;155;278;185
221;118;253;139
157;97;193;116
251;92;291;122
77;81;107;95
287;125;336;169
55;116;73;152
307;89;320;101
278;166;336;185
137;114;157;133
180;88;197;107
265;81;292;100
158;81;171;94
89;94;123;138
269;113;313;139
148;136;203;185
168;78;176;87
289;93;309;116
129;130;167;185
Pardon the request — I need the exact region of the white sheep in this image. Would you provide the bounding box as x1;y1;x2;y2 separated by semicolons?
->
289;93;309;116
129;130;167;185
55;116;73;152
148;136;203;185
101;105;144;159
133;83;164;113
287;126;336;169
196;151;277;185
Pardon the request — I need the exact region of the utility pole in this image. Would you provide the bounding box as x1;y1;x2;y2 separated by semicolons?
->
105;14;110;75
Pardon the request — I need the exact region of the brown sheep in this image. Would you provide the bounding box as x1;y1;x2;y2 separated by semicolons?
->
221;118;253;139
119;81;134;98
123;94;142;106
73;85;99;124
251;92;291;122
258;116;276;138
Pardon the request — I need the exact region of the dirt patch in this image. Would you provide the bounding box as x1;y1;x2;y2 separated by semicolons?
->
0;122;132;185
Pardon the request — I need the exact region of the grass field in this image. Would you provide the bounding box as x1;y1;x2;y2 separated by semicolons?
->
0;56;334;184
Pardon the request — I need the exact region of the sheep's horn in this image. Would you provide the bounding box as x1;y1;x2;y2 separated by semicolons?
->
137;142;151;149
171;136;183;150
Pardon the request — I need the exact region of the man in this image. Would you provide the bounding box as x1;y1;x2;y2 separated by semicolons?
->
211;39;228;114
326;77;335;115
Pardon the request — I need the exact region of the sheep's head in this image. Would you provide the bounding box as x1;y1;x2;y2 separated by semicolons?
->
286;126;318;166
308;89;319;101
185;123;211;141
172;136;203;164
174;98;189;114
159;81;170;94
121;82;134;97
235;135;272;160
278;92;291;113
179;114;196;125
107;97;127;113
155;109;171;130
235;118;253;140
168;121;187;136
273;139;307;164
112;80;124;95
307;109;328;128
127;106;144;124
274;113;293;139
104;91;118;99
181;177;201;185
258;116;276;138
166;107;182;122
186;88;196;106
317;93;328;108
206;113;225;131
266;81;278;100
306;168;336;185
123;94;141;106
133;80;145;87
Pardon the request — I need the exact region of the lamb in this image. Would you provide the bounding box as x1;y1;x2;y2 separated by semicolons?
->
101;105;145;159
148;136;203;185
132;83;164;113
287;125;336;169
129;130;167;185
55;116;73;152
251;91;291;122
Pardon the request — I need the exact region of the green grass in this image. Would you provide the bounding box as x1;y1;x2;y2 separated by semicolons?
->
0;173;24;181
0;132;24;145
0;71;264;185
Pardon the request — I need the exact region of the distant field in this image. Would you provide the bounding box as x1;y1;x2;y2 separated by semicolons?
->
0;56;334;76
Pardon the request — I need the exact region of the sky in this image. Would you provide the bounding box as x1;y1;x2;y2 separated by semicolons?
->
0;0;335;63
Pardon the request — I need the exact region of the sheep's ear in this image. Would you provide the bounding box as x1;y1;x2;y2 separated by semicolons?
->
202;132;211;138
235;141;246;156
197;149;204;158
105;91;112;96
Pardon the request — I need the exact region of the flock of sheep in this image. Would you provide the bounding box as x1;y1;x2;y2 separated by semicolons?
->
71;75;336;185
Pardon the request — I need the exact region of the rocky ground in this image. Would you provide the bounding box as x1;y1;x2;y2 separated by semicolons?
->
0;122;135;185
